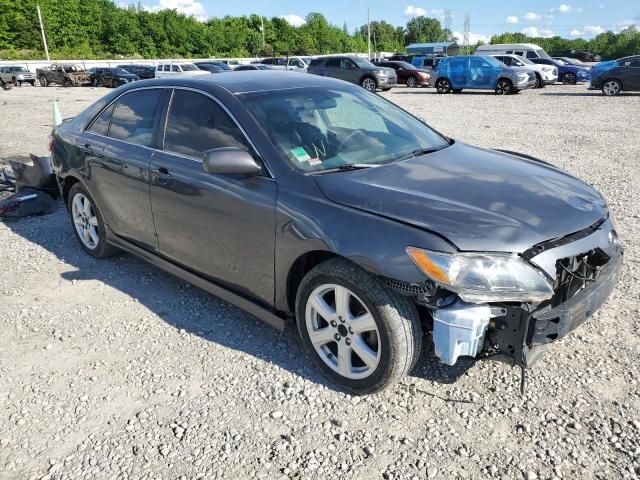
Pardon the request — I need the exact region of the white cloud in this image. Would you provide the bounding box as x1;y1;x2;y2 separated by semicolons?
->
523;12;542;21
452;31;490;45
521;26;555;37
613;19;636;32
570;25;604;36
551;3;582;14
281;14;306;27
431;8;445;17
145;0;207;21
506;16;519;24
404;5;427;18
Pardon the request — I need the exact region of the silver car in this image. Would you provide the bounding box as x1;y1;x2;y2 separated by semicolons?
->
0;65;36;86
307;56;397;92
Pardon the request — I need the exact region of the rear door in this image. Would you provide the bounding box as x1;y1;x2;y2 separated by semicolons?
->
79;88;166;250
621;59;640;90
149;88;277;305
324;57;343;80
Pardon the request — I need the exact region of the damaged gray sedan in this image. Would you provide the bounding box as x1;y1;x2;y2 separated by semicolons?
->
51;72;622;394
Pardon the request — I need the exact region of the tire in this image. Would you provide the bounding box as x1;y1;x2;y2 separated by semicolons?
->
67;183;118;259
602;79;622;96
435;78;451;94
495;78;513;95
534;73;543;89
295;258;422;395
91;77;98;87
563;73;576;85
63;78;72;87
12;77;17;87
39;76;48;87
361;76;377;92
406;76;418;88
29;81;35;86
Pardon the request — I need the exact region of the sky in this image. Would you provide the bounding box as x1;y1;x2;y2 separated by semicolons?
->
138;0;639;42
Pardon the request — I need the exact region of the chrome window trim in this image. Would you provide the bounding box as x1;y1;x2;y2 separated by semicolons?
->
83;85;273;178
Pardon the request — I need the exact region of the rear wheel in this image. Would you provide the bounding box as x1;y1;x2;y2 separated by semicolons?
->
563;73;576;85
38;76;48;87
91;77;98;87
63;78;73;87
435;78;451;94
67;183;118;259
361;76;377;92
495;78;513;95
534;73;543;88
12;77;18;87
296;259;422;395
602;79;622;96
406;76;418;88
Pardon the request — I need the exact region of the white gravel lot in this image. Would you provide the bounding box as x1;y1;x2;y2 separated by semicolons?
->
1;83;639;480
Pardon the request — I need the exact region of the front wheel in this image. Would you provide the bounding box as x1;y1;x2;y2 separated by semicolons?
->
38;76;48;87
406;76;418;88
361;76;377;92
435;78;451;94
12;77;18;87
495;78;513;95
63;78;73;87
295;259;422;395
563;73;576;85
602;79;622;96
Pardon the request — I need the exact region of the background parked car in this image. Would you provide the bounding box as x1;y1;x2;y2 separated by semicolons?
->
554;50;601;63
155;63;209;78
372;60;430;88
197;61;232;71
36;64;90;87
529;57;590;84
0;65;36;86
195;63;225;73
89;67;139;87
260;56;310;72
117;64;156;79
588;55;640;96
434;55;536;94
475;43;551;60
234;64;273;71
488;54;557;88
553;57;590;68
307;56;397;92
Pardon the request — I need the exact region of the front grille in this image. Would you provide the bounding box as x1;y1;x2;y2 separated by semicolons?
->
551;249;610;307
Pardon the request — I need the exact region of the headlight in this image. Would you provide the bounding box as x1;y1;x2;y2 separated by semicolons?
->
542;66;552;72
406;247;554;303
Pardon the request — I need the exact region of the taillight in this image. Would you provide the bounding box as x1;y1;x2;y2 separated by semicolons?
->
47;135;55;152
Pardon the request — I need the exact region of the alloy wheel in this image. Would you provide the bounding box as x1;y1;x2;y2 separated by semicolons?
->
564;73;576;85
603;80;621;96
305;284;381;380
436;79;450;93
362;78;376;92
406;76;417;88
71;193;100;250
496;79;511;95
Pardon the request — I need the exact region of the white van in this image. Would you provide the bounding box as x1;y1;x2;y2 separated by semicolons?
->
260;56;312;72
474;43;551;60
155;63;209;78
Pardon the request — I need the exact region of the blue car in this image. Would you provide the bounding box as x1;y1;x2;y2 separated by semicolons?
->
433;55;536;95
529;58;590;84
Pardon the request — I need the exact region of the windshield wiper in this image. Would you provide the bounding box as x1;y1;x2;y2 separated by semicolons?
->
392;146;448;163
308;164;380;175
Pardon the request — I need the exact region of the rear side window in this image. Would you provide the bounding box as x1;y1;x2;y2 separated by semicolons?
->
109;89;162;147
88;104;114;136
163;90;254;159
326;58;341;68
309;58;324;67
526;51;538;59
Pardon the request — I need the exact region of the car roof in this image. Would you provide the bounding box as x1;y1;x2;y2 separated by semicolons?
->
120;70;351;94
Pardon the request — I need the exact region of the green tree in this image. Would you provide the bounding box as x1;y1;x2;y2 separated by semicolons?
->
404;16;446;44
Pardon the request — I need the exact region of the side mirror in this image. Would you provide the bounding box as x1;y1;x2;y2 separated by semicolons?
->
202;147;262;175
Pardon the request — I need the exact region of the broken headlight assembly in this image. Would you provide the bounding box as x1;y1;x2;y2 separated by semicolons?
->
406;247;554;303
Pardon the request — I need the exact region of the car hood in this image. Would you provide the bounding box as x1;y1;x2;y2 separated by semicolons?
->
313;142;607;253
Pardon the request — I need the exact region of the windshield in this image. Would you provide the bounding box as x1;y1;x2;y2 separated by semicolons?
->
12;66;28;72
241;86;449;173
554;58;568;65
396;61;417;70
514;55;533;65
352;57;375;68
180;63;199;71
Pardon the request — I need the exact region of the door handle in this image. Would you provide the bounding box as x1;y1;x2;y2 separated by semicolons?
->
79;143;94;153
157;167;170;175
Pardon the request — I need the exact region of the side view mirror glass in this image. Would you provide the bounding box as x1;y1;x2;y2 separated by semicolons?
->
203;147;262;175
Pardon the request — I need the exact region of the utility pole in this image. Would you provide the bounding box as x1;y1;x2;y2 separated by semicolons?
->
444;9;452;41
463;12;471;54
367;8;371;60
36;4;50;61
260;16;265;47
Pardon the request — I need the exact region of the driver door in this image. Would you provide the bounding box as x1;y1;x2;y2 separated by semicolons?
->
468;57;499;89
341;58;359;83
149;88;277;306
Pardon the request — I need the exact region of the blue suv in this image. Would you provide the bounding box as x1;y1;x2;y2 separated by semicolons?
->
529;58;590;84
434;55;536;95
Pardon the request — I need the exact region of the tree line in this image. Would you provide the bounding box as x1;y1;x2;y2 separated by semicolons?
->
0;0;638;60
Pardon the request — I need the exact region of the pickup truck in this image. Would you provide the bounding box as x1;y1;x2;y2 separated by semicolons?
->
36;64;90;87
0;66;37;86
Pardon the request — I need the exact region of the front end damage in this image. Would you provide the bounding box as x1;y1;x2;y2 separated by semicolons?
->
389;218;623;372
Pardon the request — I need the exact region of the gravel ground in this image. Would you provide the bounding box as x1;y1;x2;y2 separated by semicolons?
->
1;83;639;480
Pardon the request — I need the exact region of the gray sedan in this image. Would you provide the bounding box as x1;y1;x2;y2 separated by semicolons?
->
307;56;397;92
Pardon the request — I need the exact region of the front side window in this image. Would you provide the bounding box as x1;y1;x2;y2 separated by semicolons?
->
109;89;162;147
526;51;538;59
163;90;253;159
341;58;357;69
241;86;449;173
171;65;180;72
